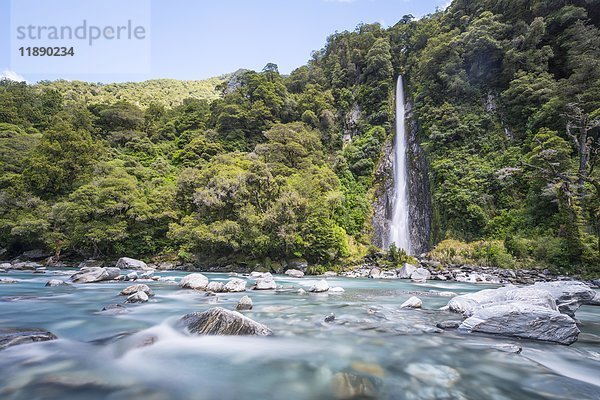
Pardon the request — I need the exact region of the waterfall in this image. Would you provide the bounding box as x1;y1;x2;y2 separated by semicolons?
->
388;75;412;254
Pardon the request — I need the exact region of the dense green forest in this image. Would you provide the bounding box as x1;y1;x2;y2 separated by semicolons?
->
0;0;598;275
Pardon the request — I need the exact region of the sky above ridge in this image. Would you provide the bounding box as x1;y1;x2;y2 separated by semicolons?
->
0;0;449;83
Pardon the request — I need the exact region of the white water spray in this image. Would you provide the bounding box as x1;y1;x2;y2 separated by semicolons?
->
389;75;411;254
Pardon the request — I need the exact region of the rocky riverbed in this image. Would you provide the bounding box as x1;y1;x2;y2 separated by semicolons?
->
0;261;599;399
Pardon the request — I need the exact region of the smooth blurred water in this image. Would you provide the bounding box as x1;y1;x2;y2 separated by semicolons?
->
0;270;599;399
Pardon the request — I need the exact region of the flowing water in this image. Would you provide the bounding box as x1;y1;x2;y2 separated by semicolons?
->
1;269;600;399
389;75;412;254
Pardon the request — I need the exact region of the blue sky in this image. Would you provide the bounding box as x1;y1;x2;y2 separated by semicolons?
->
0;0;449;83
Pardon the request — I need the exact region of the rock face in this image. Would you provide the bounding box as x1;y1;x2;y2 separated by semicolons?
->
71;267;120;283
179;307;272;336
236;295;253;311
224;278;246;292
410;268;431;283
532;281;596;317
125;291;149;304
285;269;305;278
0;328;57;350
287;259;308;271
459;302;580;345
120;284;154;297
115;257;150;270
179;273;209;290
397;263;417;279
371;137;394;250
310;279;330;293
254;275;277;290
400;296;422;309
587;292;600;306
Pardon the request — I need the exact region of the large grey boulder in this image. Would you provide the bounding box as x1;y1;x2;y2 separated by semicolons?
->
179;307;272;336
400;296;423;309
116;257;151;271
459;302;580;345
254;275;277;290
120;284;154;297
125;291;149;304
179;273;209;290
448;286;558;316
224;278;246;292
411;268;431;283
45;279;69;287
206;281;225;293
397;263;417;279
310;279;330;293
70;267;120;283
0;328;57;350
532;281;596;317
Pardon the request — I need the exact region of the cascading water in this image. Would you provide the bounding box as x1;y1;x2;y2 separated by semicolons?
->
388;75;412;254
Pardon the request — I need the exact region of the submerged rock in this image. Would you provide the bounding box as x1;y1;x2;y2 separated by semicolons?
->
115;257;151;271
120;284;154;297
45;279;68;287
179;273;209;290
100;304;128;314
224;278;246;292
400;296;423;309
236;295;253;311
459;302;580;345
71;267;120;284
310;279;330;293
0;278;18;284
436;320;462;330
125;291;149;304
285;269;305;278
532;281;596;317
325;313;336;323
330;372;378;399
405;363;460;387
179;307;272;336
0;328;57;350
410;268;431;283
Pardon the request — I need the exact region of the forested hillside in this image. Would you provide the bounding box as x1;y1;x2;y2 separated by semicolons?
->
0;0;598;275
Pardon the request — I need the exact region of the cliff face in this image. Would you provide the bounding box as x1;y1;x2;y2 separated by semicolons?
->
371;100;431;254
406;101;431;255
371;138;394;249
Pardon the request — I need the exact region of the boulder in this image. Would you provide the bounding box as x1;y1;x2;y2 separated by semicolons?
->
0;328;57;350
436;320;462;330
381;270;398;279
329;287;345;293
45;279;68;287
369;268;381;278
285;269;305;278
287;258;308;271
310;279;330;293
126;272;138;281
250;271;270;278
400;296;423;309
0;262;11;270
156;262;176;270
297;288;307;295
254;276;277;290
322;271;338;277
236;295;253;311
459;302;580;345
21;249;51;260
206;281;225;293
115;257;150;271
179;307;272;336
224;278;246;292
397;263;417;279
586;292;600;306
411;268;431;283
532;281;596;317
179;273;209;290
448;286;558;316
120;284;154;297
70;267;119;283
324;314;335;323
10;261;41;270
125;291;149;304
